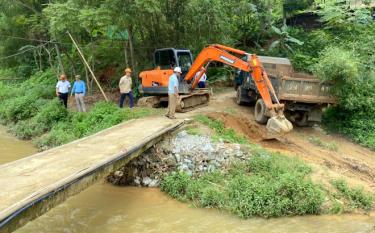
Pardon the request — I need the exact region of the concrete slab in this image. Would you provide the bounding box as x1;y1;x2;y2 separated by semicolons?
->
0;117;184;232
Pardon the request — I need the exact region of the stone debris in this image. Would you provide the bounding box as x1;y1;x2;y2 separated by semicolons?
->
107;130;251;187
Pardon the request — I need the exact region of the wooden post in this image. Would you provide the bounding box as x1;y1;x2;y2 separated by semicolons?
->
67;31;108;102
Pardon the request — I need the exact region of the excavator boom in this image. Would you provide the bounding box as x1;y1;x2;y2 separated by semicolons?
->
185;44;276;110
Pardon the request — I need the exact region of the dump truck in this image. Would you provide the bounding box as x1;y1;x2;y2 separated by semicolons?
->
235;56;336;126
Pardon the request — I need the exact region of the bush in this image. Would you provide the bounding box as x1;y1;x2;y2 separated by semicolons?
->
0;94;40;123
332;179;373;211
33;102;160;150
160;172;191;200
227;173;323;218
161;150;324;218
313;47;375;149
0;82;17;101
12;99;68;139
290;29;333;73
35;124;78;150
313;47;359;90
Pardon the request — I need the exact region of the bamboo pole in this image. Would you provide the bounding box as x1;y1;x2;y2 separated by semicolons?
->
67;31;108;101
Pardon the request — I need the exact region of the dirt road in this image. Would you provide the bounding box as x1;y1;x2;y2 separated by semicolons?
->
179;89;375;193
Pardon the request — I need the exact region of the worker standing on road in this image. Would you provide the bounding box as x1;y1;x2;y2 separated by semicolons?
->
56;74;71;108
119;68;134;108
196;67;207;88
71;75;86;112
165;67;182;119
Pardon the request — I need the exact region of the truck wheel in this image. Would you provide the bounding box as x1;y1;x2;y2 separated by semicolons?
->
236;87;246;105
254;99;268;124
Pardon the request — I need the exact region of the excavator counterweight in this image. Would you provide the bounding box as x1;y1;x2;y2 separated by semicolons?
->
139;44;293;136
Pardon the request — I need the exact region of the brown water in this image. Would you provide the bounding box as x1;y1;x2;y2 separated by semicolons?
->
0;125;37;164
1;127;375;233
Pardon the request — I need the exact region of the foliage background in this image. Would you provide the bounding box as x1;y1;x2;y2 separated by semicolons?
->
0;0;374;148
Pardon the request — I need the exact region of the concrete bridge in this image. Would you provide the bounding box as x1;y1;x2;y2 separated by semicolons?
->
0;117;184;233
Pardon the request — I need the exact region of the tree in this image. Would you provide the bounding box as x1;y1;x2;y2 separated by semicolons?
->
269;25;303;54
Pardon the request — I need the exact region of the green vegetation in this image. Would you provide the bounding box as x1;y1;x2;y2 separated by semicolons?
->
194;115;247;144
0;0;374;149
332;179;373;211
35;102;160;150
289;3;375;149
185;126;203;136
315;45;375;149
308;136;338;151
0;71;161;150
161;149;325;218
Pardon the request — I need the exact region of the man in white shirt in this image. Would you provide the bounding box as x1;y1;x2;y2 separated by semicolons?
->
119;68;134;108
165;67;182;119
195;67;207;88
56;74;71;108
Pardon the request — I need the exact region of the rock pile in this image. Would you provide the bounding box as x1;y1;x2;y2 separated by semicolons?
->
107;130;250;187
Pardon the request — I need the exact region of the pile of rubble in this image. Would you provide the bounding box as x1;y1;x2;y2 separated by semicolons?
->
107;130;251;187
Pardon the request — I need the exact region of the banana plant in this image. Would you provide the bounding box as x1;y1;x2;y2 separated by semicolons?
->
269;25;303;54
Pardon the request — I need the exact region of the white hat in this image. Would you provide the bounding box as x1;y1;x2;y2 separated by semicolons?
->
173;67;182;74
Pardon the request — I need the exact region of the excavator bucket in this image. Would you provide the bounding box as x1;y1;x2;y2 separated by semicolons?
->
266;115;293;138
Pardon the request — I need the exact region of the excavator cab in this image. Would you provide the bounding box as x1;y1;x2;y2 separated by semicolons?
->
154;48;193;75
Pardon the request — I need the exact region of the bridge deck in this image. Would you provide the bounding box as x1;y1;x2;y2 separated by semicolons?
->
0;117;184;232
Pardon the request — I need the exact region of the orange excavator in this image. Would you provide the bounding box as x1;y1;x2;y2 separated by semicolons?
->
139;44;293;135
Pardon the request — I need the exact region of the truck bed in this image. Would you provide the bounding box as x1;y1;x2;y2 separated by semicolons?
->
270;73;336;104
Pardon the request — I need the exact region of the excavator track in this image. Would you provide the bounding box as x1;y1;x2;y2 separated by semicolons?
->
176;89;211;112
137;89;211;112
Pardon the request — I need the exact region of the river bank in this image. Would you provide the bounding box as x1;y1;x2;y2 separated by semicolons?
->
107;115;373;218
1;106;375;232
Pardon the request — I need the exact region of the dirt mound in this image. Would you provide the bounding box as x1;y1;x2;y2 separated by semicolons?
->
207;112;267;141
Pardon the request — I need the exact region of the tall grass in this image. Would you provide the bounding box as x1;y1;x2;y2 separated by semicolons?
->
161;149;325;218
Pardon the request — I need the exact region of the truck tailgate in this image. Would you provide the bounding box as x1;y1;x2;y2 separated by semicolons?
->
276;74;336;104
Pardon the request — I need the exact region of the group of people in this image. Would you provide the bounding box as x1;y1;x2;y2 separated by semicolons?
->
55;66;207;119
55;68;135;111
56;74;87;112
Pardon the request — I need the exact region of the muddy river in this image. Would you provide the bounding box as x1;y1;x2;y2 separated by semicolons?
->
1;126;374;233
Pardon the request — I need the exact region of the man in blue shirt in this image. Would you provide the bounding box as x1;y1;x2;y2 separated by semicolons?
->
71;75;86;112
165;67;182;119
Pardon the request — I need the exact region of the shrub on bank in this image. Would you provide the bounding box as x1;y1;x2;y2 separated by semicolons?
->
11;99;68;139
332;179;373;211
313;47;375;150
34;102;161;150
161;150;325;218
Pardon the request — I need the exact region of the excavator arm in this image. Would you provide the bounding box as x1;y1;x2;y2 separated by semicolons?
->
185;44;293;134
185;44;278;110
